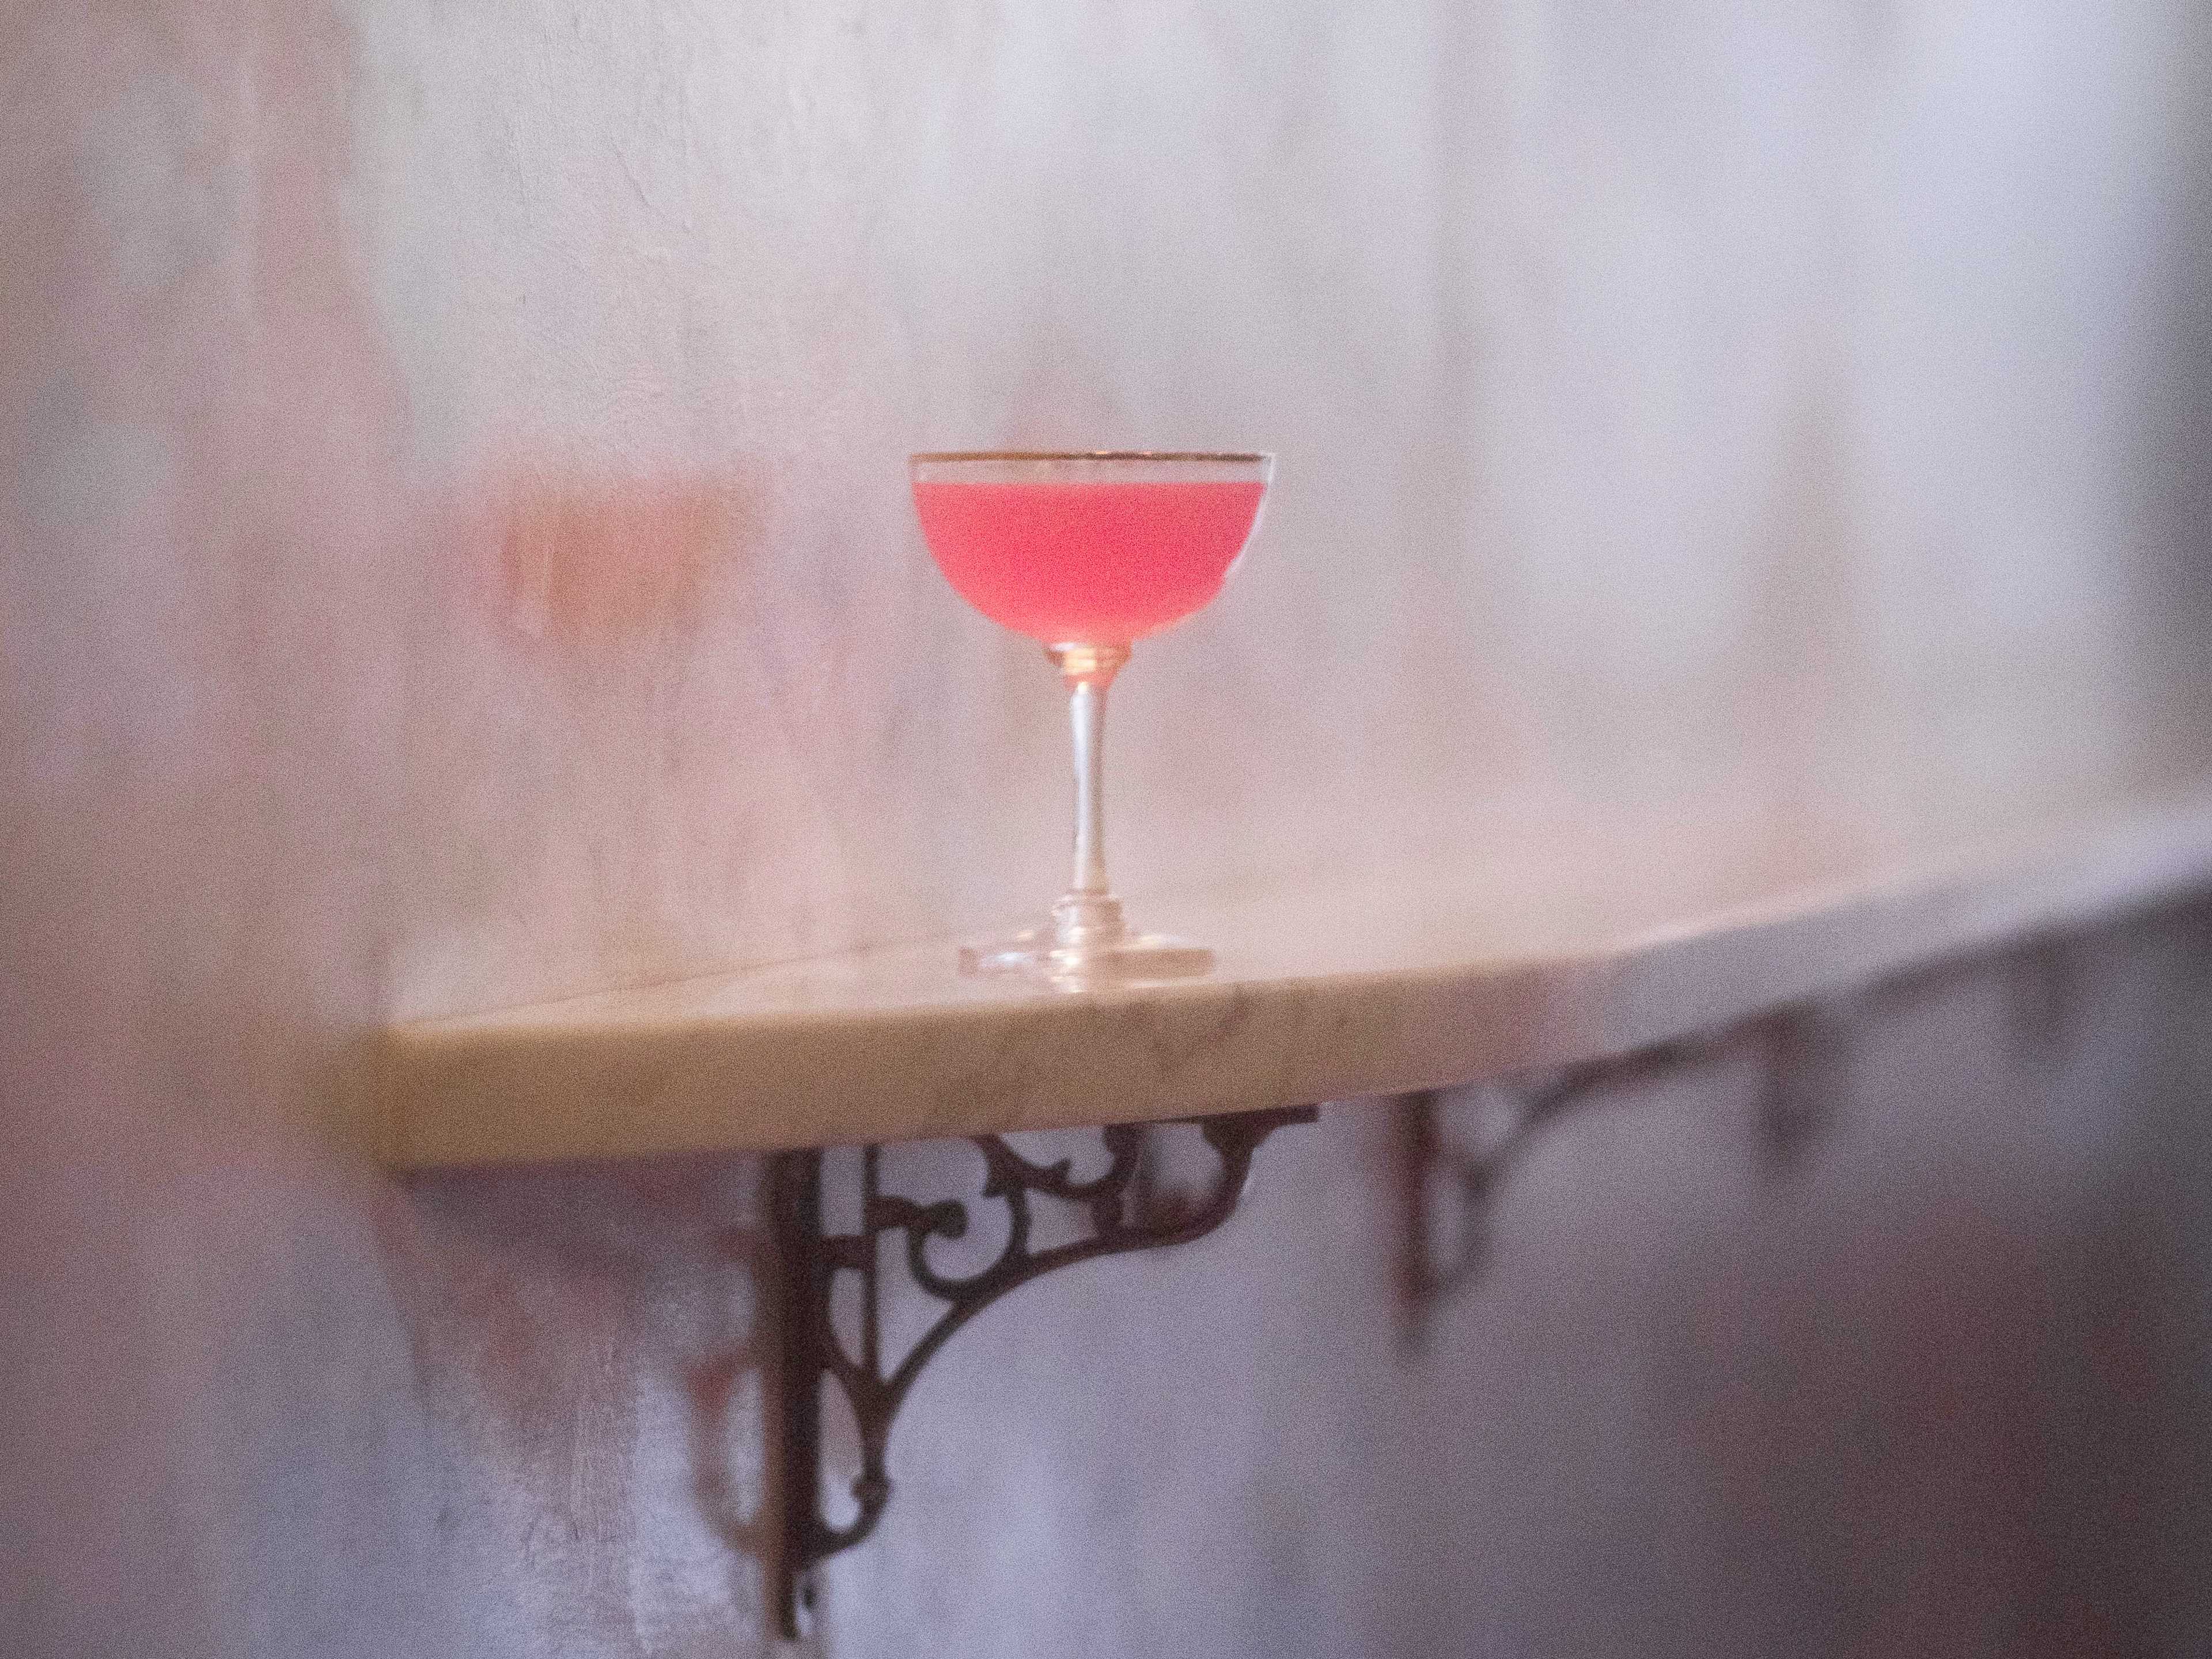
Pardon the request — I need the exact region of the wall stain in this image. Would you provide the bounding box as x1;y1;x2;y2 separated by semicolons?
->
488;469;753;662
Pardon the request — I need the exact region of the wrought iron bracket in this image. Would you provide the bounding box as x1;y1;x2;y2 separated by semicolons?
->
1395;1002;1850;1348
771;1105;1315;1638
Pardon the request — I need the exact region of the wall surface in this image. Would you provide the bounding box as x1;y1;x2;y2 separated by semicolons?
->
4;0;2211;1654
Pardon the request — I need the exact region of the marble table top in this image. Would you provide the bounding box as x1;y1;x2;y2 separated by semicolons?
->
377;764;2212;1167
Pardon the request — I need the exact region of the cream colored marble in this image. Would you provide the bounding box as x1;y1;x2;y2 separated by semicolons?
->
384;756;2212;1165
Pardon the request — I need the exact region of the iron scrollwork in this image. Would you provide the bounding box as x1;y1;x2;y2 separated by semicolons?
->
772;1105;1315;1637
1395;1003;1847;1348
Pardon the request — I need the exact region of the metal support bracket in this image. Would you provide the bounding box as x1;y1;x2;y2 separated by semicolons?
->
1395;1003;1848;1348
771;1105;1315;1638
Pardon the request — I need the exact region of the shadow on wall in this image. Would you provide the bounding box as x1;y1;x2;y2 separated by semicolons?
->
372;902;2212;1658
391;1153;783;1652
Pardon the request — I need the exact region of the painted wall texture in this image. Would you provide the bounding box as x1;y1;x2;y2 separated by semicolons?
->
4;1;2210;1655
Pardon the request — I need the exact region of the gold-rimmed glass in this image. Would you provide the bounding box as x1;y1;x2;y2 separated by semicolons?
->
911;450;1274;987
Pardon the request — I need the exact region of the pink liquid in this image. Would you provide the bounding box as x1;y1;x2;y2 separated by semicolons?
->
914;480;1266;643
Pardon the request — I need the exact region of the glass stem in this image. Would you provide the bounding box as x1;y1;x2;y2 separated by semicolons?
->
1070;676;1109;896
1048;643;1130;945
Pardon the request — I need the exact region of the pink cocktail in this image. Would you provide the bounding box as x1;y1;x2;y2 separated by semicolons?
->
912;479;1267;644
911;451;1274;986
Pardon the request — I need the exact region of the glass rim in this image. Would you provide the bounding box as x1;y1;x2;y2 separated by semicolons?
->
910;449;1272;465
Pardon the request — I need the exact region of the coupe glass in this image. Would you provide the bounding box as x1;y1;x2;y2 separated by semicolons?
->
911;450;1274;986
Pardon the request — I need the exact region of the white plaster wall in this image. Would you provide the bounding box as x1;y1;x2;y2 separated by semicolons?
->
333;0;2212;1016
4;1;2210;1654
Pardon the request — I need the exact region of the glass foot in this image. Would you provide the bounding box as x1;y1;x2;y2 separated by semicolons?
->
959;929;1215;987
